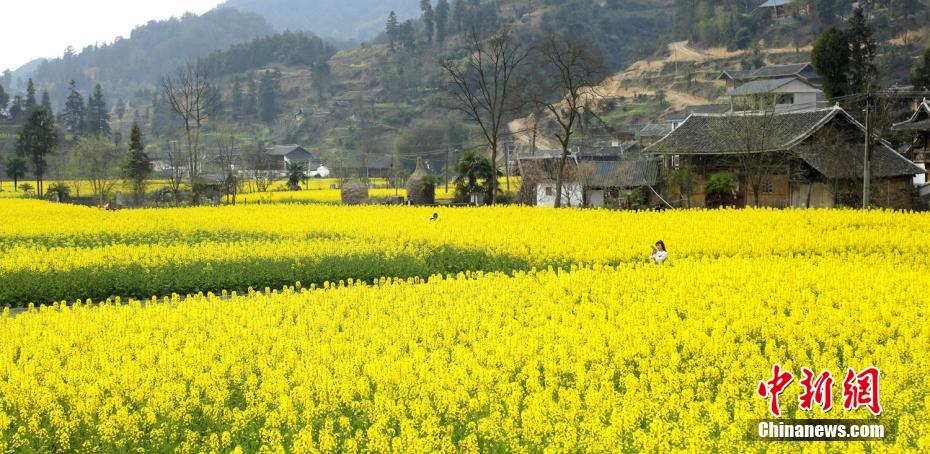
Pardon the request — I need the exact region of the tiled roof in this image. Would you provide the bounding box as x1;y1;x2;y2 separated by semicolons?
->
759;0;791;7
729;78;799;96
267;145;308;156
589;156;661;187
749;63;813;78
718;63;819;83
718;69;754;80
892;99;930;132
638;123;673;138
518;153;661;187
663;104;731;122
645;107;923;178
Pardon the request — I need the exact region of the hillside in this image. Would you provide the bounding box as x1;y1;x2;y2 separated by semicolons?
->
23;8;274;103
4;0;930;180
222;0;420;42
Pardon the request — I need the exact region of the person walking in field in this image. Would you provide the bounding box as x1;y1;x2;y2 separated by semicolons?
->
430;212;439;222
650;241;668;264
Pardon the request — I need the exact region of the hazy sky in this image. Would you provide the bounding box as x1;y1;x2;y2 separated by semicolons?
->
1;0;224;73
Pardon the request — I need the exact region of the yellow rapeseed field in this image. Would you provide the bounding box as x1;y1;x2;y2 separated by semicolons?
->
2;198;930;304
0;198;927;450
1;261;928;451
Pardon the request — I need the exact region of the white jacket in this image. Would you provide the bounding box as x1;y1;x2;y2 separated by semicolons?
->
651;250;668;264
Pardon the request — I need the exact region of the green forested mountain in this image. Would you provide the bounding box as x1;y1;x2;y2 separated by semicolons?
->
25;8;274;102
199;32;337;77
222;0;420;41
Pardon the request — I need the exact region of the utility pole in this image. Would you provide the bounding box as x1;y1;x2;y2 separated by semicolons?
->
863;96;872;209
505;141;512;193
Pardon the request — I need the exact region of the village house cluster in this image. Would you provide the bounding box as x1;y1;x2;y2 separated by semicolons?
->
517;62;930;210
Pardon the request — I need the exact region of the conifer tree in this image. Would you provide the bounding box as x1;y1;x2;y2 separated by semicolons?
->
24;79;37;117
123;123;152;205
63;80;86;137
86;84;111;137
421;0;435;44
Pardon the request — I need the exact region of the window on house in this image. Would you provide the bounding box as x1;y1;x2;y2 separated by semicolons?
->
760;180;775;194
777;93;794;105
544;186;554;196
671;155;681;169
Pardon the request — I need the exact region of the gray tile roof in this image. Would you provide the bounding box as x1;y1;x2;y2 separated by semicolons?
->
638;123;673;138
719;63;819;83
645;107;924;178
892;99;930;132
728;77;797;96
748;63;814;79
519;153;661;187
589;156;661;187
663;104;731;122
267;145;307;156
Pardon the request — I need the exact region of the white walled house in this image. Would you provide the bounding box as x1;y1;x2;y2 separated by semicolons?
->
535;182;584;207
728;77;823;111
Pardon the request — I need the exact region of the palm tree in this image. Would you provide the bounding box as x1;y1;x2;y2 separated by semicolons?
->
454;150;495;200
286;161;307;191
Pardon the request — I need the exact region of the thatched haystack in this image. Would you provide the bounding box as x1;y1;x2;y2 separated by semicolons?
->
340;179;370;205
406;157;435;205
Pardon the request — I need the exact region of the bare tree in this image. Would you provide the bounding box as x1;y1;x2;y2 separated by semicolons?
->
246;141;274;193
212;126;240;205
166;141;186;203
713;94;792;207
439;27;529;204
536;36;606;208
161;63;218;202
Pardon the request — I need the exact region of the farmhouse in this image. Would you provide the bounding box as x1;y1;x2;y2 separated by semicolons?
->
518;150;662;208
728;77;823;111
331;153;394;179
892;98;930;186
266;145;323;170
645;105;924;209
718;62;821;90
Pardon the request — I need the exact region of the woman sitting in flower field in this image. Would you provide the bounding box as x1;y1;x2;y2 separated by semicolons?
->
650;240;668;264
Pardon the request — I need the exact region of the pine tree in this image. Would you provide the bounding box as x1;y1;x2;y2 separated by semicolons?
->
86;84;112;137
421;0;435;44
24;79;37;117
386;11;400;52
452;0;467;34
258;70;281;124
115;98;126;120
9;96;24;122
231;79;243;118
16;108;58;196
245;78;258;117
0;84;9;118
41;91;53;117
847;7;877;94
400;21;416;50
63;80;86;137
311;59;331;105
435;0;450;47
123;122;153;205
